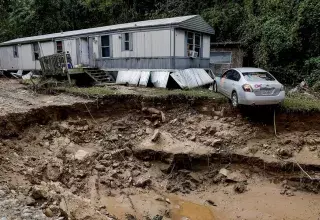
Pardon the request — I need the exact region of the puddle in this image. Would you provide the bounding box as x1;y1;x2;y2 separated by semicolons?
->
170;196;221;220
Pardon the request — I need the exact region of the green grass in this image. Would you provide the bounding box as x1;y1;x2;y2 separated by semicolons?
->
148;88;226;99
62;86;117;97
283;93;320;112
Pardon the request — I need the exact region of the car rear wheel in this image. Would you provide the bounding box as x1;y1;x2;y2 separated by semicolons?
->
213;82;218;93
231;91;238;108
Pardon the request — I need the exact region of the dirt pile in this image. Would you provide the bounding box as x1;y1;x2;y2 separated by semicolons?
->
0;94;320;219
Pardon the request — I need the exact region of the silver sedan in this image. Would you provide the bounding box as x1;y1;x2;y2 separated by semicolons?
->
213;67;285;107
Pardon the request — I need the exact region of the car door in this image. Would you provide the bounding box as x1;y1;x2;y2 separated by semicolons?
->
219;70;232;95
223;70;236;97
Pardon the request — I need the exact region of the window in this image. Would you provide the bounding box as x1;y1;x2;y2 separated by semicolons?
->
187;32;202;57
210;52;232;64
32;43;40;60
56;41;63;53
122;33;132;51
243;72;275;82
13;45;18;58
101;35;110;58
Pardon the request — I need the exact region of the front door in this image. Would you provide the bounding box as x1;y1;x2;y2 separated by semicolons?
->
79;37;89;66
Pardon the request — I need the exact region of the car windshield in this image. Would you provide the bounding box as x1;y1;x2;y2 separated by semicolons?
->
242;72;275;82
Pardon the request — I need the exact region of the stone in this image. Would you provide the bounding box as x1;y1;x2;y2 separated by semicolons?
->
100;160;112;166
109;134;119;142
132;170;141;177
146;127;153;135
188;172;201;183
110;149;126;159
46;159;63;181
277;148;293;159
211;139;222;147
44;208;54;217
226;171;247;182
95;164;105;172
144;119;152;126
144;162;151;168
74;149;90;161
234;183;247;193
30;186;47;200
189;135;196;141
151;129;161;142
25;196;36;206
135;177;152;188
219;168;229;177
0;190;5;198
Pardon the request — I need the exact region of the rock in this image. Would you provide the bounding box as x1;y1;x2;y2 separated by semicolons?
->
144;119;152;126
135;177;152;188
44;208;54;217
219;168;229;177
226;171;247;182
146;127;153;134
151;129;161;142
277;148;293;159
206;199;217;206
25;196;36;206
189;135;196;141
188;172;201;183
110;149;126;159
234;183;247;193
112;162;120;168
213;116;219;120
74;149;90;161
95;164;105;172
109;134;119;142
0;190;5;198
30;186;47;200
100;160;112;166
132;170;141;177
211;139;222;147
46;158;63;181
144;162;151;168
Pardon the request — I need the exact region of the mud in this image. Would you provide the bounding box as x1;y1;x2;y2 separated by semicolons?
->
0;80;320;220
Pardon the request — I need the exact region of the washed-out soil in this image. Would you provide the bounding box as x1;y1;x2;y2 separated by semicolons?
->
0;85;320;220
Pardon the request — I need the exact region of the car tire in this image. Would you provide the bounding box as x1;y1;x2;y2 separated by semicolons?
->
231;91;238;108
213;81;218;93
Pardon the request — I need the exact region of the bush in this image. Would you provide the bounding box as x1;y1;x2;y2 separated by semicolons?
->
312;81;320;92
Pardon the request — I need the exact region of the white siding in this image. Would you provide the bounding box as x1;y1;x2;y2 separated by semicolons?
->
0;46;19;70
174;29;185;57
203;35;210;58
111;29;171;58
40;42;54;56
21;44;41;70
64;39;78;65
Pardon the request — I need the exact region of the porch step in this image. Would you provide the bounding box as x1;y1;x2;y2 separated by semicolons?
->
84;68;114;84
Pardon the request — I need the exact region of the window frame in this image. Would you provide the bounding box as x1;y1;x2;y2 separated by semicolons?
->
32;43;40;60
13;45;19;58
122;33;133;51
55;41;64;53
210;51;232;64
101;35;111;58
187;31;202;57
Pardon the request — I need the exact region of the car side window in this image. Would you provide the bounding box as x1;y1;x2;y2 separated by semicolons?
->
226;70;234;80
233;71;241;81
221;71;228;79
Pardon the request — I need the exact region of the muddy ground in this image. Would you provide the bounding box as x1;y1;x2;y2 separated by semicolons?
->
0;79;319;220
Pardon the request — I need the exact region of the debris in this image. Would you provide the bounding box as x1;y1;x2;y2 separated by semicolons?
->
206;199;217;206
95;164;106;172
219;168;229;177
44;208;54;217
151;129;161;142
135;176;152;188
74;150;90;161
277;148;293;159
234;182;247;193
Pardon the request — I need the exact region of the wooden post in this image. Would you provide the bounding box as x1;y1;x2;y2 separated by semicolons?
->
64;52;71;85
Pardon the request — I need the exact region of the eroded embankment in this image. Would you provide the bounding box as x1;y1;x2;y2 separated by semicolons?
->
0;94;320;220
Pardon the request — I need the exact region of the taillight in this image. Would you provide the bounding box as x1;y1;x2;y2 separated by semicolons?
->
242;84;253;92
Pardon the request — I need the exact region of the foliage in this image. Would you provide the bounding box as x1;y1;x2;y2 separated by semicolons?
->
0;0;319;85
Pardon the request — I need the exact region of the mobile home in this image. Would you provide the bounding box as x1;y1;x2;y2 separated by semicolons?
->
0;15;214;72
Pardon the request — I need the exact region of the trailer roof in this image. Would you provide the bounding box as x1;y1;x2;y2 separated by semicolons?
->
0;15;214;46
